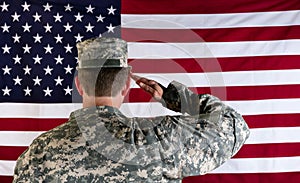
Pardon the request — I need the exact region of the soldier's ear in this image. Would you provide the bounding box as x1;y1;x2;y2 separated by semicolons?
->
75;76;84;96
121;74;131;97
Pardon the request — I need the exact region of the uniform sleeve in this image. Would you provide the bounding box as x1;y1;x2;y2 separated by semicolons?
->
13;138;46;183
160;81;250;178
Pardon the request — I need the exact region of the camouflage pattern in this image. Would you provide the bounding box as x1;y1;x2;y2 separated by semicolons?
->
76;37;129;69
13;81;250;183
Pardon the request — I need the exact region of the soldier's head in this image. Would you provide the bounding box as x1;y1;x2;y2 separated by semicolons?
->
75;37;131;101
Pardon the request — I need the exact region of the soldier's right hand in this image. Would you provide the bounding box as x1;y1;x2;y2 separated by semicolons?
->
130;73;163;101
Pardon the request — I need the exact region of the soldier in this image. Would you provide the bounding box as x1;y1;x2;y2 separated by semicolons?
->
13;37;250;183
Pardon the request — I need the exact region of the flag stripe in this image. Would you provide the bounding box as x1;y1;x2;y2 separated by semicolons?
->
128;40;300;59
122;26;300;42
0;118;66;131
127;85;300;101
234;143;300;158
243;114;300;129
129;70;300;87
129;56;300;73
211;156;300;173
2;113;300;132
2;156;300;176
2;142;300;161
183;172;300;183
2;99;300;118
121;0;300;14
1;127;300;147
121;11;300;29
0;147;27;160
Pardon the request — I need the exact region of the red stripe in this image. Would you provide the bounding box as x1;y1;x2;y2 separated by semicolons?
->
126;85;300;102
243;114;300;129
0;146;27;160
1;173;300;183
234;143;300;158
129;56;300;73
0;176;13;183
121;0;300;14
183;172;300;183
0;118;66;131
1;142;299;161
2;114;300;132
122;26;300;42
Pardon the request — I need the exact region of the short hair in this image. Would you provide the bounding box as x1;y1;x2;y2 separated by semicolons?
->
78;67;131;97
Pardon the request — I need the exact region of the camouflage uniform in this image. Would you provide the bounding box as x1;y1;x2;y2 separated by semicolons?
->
13;80;250;183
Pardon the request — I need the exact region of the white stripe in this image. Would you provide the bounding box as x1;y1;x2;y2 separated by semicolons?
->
1;127;299;147
212;156;300;173
121;99;300;116
246;127;300;145
128;40;300;58
0;131;44;147
130;70;300;88
121;10;300;29
0;103;81;118
1;98;300;118
0;160;15;176
1;156;300;176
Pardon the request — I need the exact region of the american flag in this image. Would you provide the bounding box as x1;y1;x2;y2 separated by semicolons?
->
1;0;300;182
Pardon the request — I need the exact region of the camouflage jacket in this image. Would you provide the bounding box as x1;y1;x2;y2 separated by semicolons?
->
13;81;250;183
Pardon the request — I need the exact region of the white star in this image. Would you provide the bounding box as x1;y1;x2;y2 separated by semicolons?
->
107;5;116;15
85;23;94;33
13;75;22;85
1;23;10;32
0;1;9;12
23;86;32;96
33;76;42;86
12;33;21;43
22;22;31;32
13;55;22;64
63;22;73;32
33;54;42;64
74;12;83;22
2;65;11;75
2;44;11;54
96;14;105;22
43;87;53;97
55;55;64;64
11;12;20;22
44;44;53;54
64;4;73;11
23;65;31;75
106;23;115;33
32;12;41;22
33;33;43;43
43;3;52;12
64;86;73;95
54;76;64;86
74;33;84;42
44;23;52;33
23;44;31;53
64;65;73;74
64;44;73;53
21;1;30;12
2;86;11;96
86;4;95;13
54;34;63;43
53;12;63;22
44;65;53;75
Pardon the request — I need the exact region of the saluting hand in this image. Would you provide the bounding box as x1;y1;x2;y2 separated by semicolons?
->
130;73;163;101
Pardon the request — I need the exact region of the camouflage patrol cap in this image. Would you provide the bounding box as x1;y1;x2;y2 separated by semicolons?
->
76;37;130;69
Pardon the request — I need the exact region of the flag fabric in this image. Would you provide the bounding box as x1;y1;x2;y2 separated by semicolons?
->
1;0;300;182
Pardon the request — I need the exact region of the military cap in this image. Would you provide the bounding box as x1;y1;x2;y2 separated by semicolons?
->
76;37;130;69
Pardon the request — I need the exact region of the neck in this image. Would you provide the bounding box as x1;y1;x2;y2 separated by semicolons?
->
82;94;122;109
